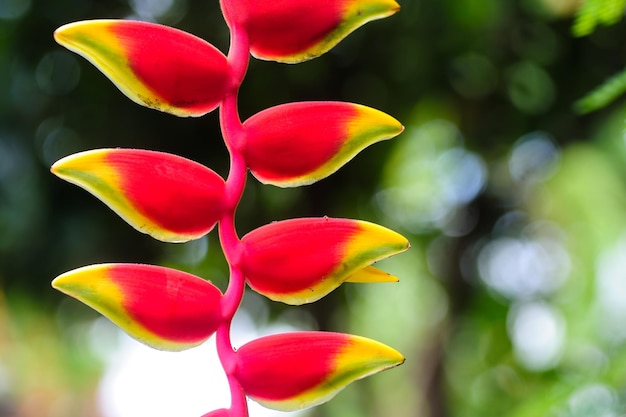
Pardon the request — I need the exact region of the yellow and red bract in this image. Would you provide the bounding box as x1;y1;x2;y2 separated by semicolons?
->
51;149;226;243
240;217;409;304
54;20;229;117
52;264;224;351
221;0;400;63
234;331;404;411
243;101;403;187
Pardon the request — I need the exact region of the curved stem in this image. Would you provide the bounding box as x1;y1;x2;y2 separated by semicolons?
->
227;22;250;96
221;260;246;318
215;22;251;417
216;322;248;417
227;372;249;417
218;21;249;311
220;22;249;155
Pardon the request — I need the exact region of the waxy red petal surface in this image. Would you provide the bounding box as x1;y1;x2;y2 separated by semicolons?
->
106;149;226;237
235;332;348;400
109;264;224;343
112;22;229;114
244;102;353;180
241;218;358;295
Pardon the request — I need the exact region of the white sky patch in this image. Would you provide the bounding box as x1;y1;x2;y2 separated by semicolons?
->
96;310;307;417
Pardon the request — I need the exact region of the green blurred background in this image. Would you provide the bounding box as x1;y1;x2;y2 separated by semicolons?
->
4;0;626;416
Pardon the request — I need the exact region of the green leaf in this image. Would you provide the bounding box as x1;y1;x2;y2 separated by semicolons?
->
574;67;626;114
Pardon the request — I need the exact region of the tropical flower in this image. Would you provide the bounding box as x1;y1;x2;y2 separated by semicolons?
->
52;149;226;243
54;20;229;116
221;0;400;63
241;217;409;304
243;101;403;187
235;331;404;411
53;264;224;351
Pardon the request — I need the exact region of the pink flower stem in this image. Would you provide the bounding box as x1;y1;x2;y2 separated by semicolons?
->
216;21;251;417
219;17;249;328
217;321;248;417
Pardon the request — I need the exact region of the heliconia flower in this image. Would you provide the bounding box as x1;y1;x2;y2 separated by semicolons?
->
54;20;229;117
243;101;403;187
52;264;224;351
241;217;409;305
234;331;404;411
51;149;226;243
220;0;400;63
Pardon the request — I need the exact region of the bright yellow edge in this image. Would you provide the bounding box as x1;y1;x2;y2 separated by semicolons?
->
52;264;201;351
259;220;408;305
260;265;398;305
255;0;400;63
251;334;404;411
258;276;347;306
344;220;410;268
257;104;403;188
54;20;196;117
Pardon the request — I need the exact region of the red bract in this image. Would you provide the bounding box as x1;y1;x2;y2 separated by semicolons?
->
221;0;400;62
52;149;226;243
241;217;409;304
54;20;229;116
234;332;404;411
243;101;403;187
52;264;224;351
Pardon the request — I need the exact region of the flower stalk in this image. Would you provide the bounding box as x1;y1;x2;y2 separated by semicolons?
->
51;1;407;415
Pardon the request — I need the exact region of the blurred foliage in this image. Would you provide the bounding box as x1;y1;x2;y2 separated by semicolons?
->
572;0;626;36
0;290;103;416
573;0;626;114
4;0;626;417
574;68;626;113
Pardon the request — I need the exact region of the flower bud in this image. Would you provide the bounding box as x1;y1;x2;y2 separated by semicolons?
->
244;101;403;187
241;217;409;304
52;149;226;243
221;0;400;63
235;331;404;411
52;264;224;351
55;20;229;116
